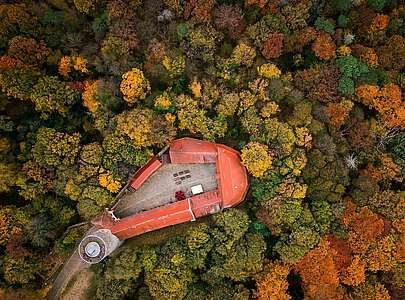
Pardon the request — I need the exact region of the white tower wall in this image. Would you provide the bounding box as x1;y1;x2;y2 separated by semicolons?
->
78;229;123;264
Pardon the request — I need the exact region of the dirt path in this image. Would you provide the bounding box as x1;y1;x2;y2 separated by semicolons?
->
46;249;89;300
46;226;100;300
61;268;95;300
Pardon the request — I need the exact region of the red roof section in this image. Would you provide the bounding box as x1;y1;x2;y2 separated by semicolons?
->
130;157;162;190
169;138;217;163
170;138;249;208
216;144;249;208
110;199;194;240
190;189;222;218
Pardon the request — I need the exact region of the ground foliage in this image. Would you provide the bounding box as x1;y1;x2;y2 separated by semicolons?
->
0;0;404;299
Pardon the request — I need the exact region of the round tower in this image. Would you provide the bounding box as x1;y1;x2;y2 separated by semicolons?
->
78;229;123;264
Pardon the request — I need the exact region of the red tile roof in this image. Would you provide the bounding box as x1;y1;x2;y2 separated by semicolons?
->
93;138;248;240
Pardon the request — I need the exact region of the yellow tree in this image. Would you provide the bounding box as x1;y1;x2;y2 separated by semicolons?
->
120;68;151;105
115;108;176;148
255;261;291;300
241;142;273;177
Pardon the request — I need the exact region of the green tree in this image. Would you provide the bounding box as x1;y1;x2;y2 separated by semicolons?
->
206;233;266;282
77;197;103;220
251;172;282;205
212;209;250;250
102;132;153;170
146;266;195;300
96;278;133;300
31;127;81;169
257;197;303;235
311;199;334;234
186;224;214;269
254;118;297;157
274;226;320;264
333;0;352;13
186;281;250;300
2;255;38;285
367;0;386;11
0;68;38;101
105;247;145;281
187;25;223;63
303;148;350;203
388;132;405;176
30;76;79;117
335;55;369;96
175;94;227;140
315;17;335;34
81;185;114;207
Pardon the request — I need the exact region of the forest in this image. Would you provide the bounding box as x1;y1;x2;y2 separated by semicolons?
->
0;0;404;299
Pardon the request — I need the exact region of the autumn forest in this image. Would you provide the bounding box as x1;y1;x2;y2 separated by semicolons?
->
0;0;404;299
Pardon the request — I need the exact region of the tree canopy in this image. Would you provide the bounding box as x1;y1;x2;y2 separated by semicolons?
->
0;0;404;298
